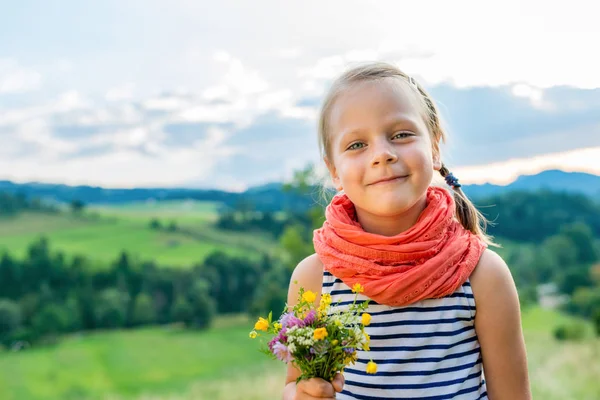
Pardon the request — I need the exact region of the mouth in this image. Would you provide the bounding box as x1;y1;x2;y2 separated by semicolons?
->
369;175;409;186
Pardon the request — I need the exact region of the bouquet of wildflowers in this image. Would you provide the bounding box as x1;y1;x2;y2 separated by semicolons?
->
249;281;377;382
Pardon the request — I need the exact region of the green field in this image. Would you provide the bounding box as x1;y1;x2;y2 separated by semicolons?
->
0;308;598;400
0;202;279;267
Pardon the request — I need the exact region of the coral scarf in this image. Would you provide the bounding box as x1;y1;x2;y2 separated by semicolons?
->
313;186;487;307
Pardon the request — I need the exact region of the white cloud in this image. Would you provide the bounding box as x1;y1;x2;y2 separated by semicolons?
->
277;48;302;59
454;146;600;186
105;83;135;102
0;59;42;94
511;84;553;110
143;95;190;112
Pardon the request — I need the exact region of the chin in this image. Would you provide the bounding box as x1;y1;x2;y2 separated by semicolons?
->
366;196;418;217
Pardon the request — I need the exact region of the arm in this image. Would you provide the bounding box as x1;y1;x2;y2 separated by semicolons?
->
470;249;532;400
282;254;324;399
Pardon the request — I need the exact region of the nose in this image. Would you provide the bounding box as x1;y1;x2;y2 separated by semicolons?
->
370;139;398;166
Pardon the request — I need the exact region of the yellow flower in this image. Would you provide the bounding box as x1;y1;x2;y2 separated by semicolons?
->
249;331;257;339
366;361;377;374
319;293;332;307
352;283;364;293
273;322;282;332
313;327;328;340
302;290;317;304
331;339;338;346
361;313;371;326
254;317;269;331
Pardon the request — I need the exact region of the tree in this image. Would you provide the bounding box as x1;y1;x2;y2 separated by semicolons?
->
131;293;156;326
280;225;313;268
0;253;21;299
560;222;598;264
170;296;193;326
94;289;130;329
188;279;216;329
149;218;162;230
542;235;578;268
70;199;85;214
167;221;178;232
31;303;70;337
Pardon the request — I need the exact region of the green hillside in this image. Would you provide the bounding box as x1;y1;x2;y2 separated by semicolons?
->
0;308;598;400
0;201;278;267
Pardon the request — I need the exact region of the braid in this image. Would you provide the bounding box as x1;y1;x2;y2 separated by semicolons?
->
439;164;496;246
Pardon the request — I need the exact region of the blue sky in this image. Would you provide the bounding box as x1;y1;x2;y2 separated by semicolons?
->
1;0;599;190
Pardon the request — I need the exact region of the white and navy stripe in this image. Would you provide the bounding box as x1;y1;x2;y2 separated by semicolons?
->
322;271;487;399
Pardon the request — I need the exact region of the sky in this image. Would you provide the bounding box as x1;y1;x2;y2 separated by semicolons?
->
1;0;599;191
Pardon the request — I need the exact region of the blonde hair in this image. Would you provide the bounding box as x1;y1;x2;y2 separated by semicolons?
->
317;61;495;246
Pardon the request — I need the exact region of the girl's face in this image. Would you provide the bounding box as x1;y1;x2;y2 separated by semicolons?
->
326;78;441;222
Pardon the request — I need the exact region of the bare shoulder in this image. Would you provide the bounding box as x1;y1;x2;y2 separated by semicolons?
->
287;253;324;308
469;248;517;302
469;249;532;399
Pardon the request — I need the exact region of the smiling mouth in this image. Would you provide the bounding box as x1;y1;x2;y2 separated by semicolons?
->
370;175;409;185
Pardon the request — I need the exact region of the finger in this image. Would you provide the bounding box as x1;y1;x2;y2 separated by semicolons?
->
297;377;336;398
332;372;345;393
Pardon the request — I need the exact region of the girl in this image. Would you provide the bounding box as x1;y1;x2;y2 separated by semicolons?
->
282;62;531;400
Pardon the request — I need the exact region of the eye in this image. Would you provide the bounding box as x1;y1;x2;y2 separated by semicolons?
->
392;131;414;139
347;142;365;151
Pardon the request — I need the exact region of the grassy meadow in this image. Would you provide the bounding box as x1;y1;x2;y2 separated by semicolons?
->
0;201;279;267
1;198;599;400
0;309;598;400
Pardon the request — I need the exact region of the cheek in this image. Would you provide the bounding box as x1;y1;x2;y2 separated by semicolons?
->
401;144;433;170
338;158;362;181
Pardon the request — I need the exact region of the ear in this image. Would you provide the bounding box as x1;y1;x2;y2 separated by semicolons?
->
324;157;343;191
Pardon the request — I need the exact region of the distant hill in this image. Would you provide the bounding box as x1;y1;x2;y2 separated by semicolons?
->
461;170;600;199
1;169;598;211
0;180;316;212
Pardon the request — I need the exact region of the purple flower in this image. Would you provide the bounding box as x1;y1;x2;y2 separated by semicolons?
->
280;312;304;329
268;327;289;353
272;342;294;363
303;310;317;326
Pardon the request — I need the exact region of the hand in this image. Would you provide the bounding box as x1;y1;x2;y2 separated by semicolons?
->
295;373;344;399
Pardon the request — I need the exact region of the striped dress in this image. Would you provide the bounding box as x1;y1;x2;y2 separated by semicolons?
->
322;271;488;400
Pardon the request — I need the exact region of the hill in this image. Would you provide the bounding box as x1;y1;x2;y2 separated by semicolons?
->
462;170;600;198
2;169;599;212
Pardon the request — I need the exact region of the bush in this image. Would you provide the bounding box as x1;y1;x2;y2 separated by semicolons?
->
0;299;22;338
31;303;71;336
553;322;587;341
149;218;162;230
171;296;193;326
189;280;216;329
593;309;600;337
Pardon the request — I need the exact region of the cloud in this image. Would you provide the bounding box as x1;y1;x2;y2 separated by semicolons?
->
105;83;135;102
432;85;600;166
455;146;600;185
2;78;599;190
0;59;42;94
